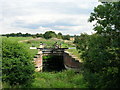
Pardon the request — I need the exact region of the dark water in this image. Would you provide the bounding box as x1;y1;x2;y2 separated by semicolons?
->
43;55;65;72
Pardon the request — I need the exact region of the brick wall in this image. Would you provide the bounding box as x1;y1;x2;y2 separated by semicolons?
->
63;52;82;72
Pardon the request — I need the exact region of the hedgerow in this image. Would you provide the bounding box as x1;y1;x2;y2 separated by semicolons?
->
2;39;35;87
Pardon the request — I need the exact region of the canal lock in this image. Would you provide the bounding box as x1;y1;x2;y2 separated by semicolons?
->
42;55;65;72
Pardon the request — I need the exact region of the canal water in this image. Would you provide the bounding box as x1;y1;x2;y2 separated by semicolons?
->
43;55;65;72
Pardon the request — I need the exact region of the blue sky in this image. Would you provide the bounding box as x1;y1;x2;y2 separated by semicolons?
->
0;0;101;35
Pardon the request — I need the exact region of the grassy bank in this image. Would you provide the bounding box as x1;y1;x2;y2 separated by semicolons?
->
32;70;87;88
3;70;88;88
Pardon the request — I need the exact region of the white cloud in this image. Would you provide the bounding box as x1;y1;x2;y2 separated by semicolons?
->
0;0;100;35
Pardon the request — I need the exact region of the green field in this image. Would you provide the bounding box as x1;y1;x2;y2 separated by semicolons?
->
2;36;32;41
2;37;80;59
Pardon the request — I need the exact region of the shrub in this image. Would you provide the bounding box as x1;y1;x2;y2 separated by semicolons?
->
2;39;35;87
75;34;120;88
43;31;57;39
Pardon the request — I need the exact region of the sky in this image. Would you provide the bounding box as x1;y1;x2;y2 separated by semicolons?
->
0;0;101;35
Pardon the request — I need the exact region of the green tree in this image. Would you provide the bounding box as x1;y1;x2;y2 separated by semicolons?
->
57;32;63;39
6;34;9;38
88;2;120;37
63;34;70;40
74;33;90;52
24;33;32;37
43;31;57;39
85;2;120;88
16;32;22;37
35;33;43;38
2;39;35;87
75;2;120;88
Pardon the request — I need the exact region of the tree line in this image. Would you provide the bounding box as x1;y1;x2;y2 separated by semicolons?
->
2;31;72;40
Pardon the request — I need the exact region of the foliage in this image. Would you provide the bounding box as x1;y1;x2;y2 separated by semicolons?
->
2;32;32;37
2;31;75;42
74;2;120;88
67;49;80;59
0;36;1;89
88;2;120;88
2;36;32;41
63;34;70;40
75;34;120;88
2;39;35;86
32;35;37;38
74;33;90;52
32;70;87;88
43;31;57;39
57;32;63;39
35;33;43;38
88;2;120;36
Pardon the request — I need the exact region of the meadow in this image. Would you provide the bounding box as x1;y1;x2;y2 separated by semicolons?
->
3;37;80;59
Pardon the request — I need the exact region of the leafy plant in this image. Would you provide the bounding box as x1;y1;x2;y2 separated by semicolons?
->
74;2;120;88
2;39;35;87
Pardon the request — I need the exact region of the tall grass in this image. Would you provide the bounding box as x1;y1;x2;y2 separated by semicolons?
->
32;70;88;88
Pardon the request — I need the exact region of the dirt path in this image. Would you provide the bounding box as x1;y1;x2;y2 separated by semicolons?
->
19;37;42;43
19;37;74;45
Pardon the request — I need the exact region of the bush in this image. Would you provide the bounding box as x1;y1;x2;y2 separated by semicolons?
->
2;39;35;87
75;34;120;88
63;35;70;40
43;31;57;39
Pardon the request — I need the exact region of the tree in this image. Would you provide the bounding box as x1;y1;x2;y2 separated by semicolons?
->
75;2;120;88
63;34;70;40
84;2;120;88
88;2;120;37
32;35;37;38
43;31;57;39
24;33;32;37
35;33;43;38
2;39;35;86
57;32;63;39
16;32;22;37
6;34;9;38
74;33;90;52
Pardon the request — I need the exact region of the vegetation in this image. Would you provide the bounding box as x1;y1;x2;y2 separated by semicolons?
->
67;49;80;59
2;39;35;87
2;36;32;41
57;32;63;39
63;34;70;40
2;32;32;37
43;31;57;39
32;70;87;88
74;2;120;88
2;31;71;40
23;38;73;48
2;1;120;89
2;70;87;88
0;36;2;89
2;36;80;88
